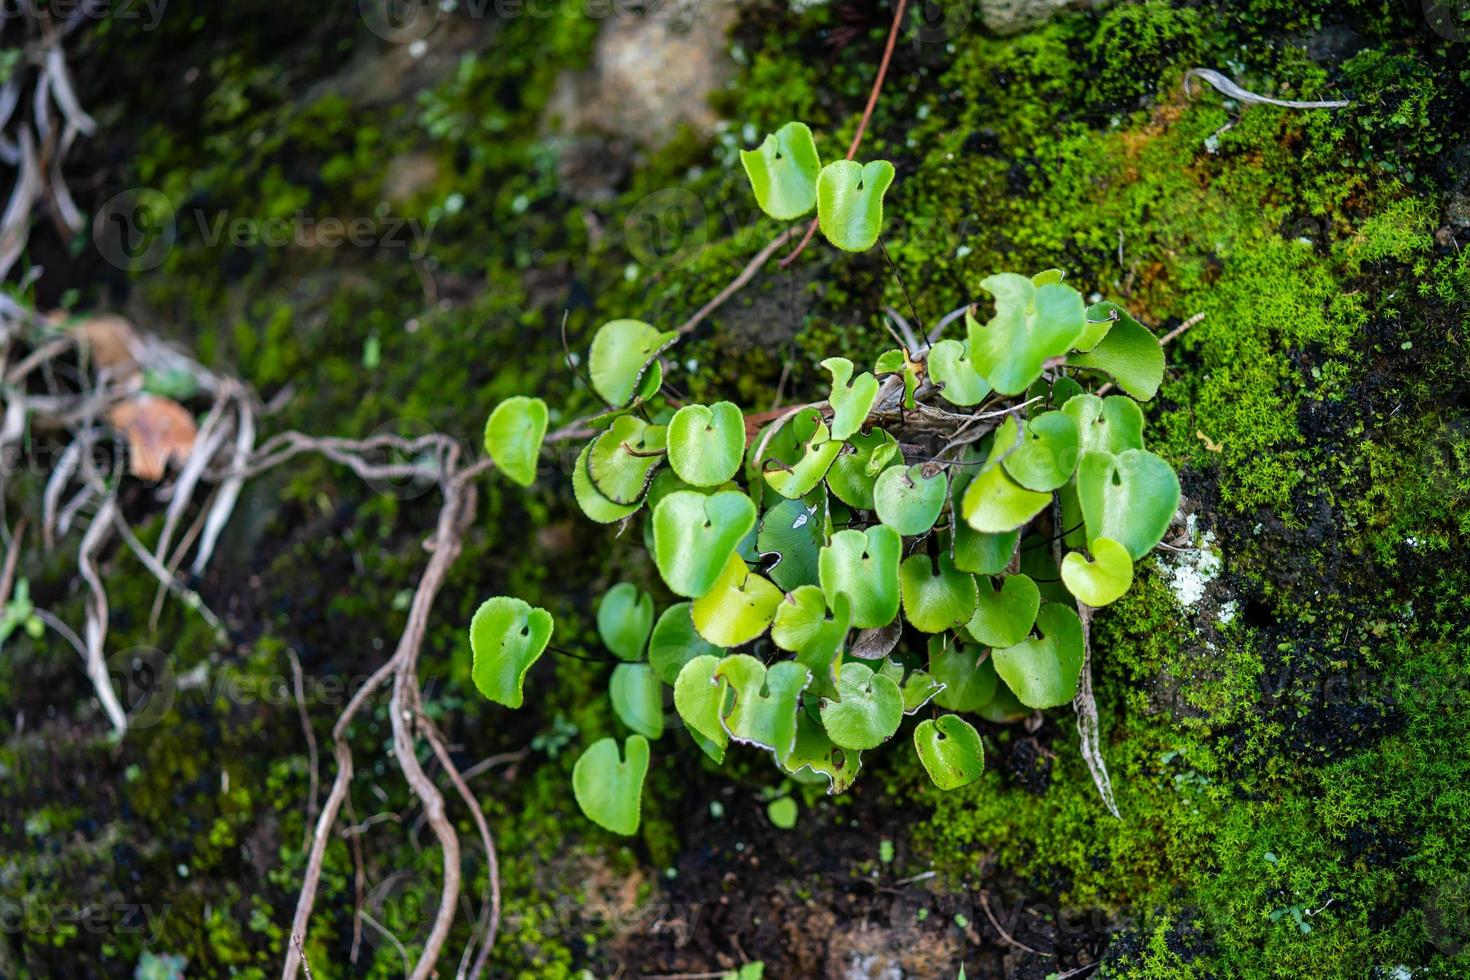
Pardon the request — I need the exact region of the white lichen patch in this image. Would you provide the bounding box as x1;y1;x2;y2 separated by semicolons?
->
1164;512;1222;608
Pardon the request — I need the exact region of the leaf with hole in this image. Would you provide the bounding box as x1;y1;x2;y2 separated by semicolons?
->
819;661;903;751
764;417;842;500
826;427;900;510
822;356;881;440
757;493;826;592
470;596;554;709
673;655;731;761
816;159;895;253
926;339;991;406
965;573;1040;648
483;396;547;487
1067;301;1164;400
900;553;978;633
714;654;811;757
1001;410;1080;492
1061;537;1133;607
668;401;745;487
914;715;984;791
597;583;654;661
610;663;664;739
1062;393;1145;456
1076;449;1180;560
949;458;1021;574
961;457;1051;533
991;603;1085;709
740;121;821;221
774;588;849;698
691;551;783;646
589;319;677;407
874;463;948;536
572;735;649;836
588;415;665;505
928;636;998;712
967;273;1086;395
572;442;641;524
781;705;861;794
652;490;758;598
818;525;902;629
648;602;722;685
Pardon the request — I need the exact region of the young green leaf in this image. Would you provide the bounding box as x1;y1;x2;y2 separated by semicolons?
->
1067;302;1164;400
1073;300;1119;353
470;596;554;709
673;654;731;760
961;458;1051;533
714;654;811;757
597;582;654;661
1062;393;1146;455
928;636;999;712
610;663;664;739
781;705;862;794
991;603;1085;709
691;552;784;646
587;415;665;505
757;494;827;592
926;339;991;406
652;490;758;598
1001;410;1081;492
668;401;745;487
826;427;901;510
773;587;849;696
572;441;641;524
648;602;723;685
975;681;1030;724
900;669;946;714
767;796;799;829
483;396;547;487
818;525;902;629
816;159;896;253
588;319;677;407
821;356;880;440
899;553;979;634
949;457;1021;574
874;463;948;536
967;274;1086;395
965;573;1041;648
740;121;821;221
572;735;649;836
819;661;904;751
1076;449;1180;559
764;417;842;499
1061;537;1134;607
914;715;985;791
874;347;920;408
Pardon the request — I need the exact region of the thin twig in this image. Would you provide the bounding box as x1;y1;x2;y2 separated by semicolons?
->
978;890;1048;957
675;227;796;336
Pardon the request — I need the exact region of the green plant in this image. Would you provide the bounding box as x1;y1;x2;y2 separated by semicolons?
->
472;123;1180;834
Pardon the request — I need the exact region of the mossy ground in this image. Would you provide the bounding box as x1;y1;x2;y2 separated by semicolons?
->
1;1;1467;977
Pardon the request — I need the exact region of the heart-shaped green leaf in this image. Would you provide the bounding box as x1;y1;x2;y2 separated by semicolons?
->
757;494;826;592
976;680;1030;723
818;525;901;629
1076;449;1180;560
589;319;677;407
673;654;731;761
648;602;723;685
1001;410;1081;492
816;159;896;253
572;442;641;524
668;402;745;487
900;553;979;634
926;339;991;406
740;121;821;221
652;490;757;598
991;603;1085;709
928;636;998;712
1073;299;1119;353
874;463;949;536
949;458;1021;574
714;654;811;757
967;274;1086;395
901;669;946;713
965;573;1040;648
610;663;664;739
781;705;861;794
597;582;654;661
826;427;901;510
772;586;848;695
914;715;984;791
572;735;649;836
1062;393;1146;455
483;396;548;488
1067;302;1164;400
961;457;1051;533
588;415;665;505
819;661;903;750
691;552;783;646
764;417;842;499
821;357;880;440
1061;537;1134;607
470;596;554;709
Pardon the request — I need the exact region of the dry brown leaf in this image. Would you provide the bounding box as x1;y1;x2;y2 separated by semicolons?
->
107;394;197;481
70;314;142;374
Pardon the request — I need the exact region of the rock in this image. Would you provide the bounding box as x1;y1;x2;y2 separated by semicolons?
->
979;0;1109;36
